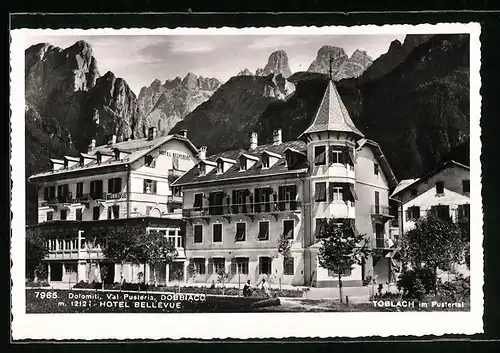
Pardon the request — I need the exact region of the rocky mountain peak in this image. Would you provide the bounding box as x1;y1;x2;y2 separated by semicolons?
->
308;45;372;80
238;68;253;76
256;50;292;78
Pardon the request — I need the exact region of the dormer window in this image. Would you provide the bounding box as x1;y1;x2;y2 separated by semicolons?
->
239;158;247;171
199;163;206;176
262;155;269;169
114;149;120;161
217;160;224;174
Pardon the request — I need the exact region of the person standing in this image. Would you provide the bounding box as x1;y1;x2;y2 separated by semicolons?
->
243;280;253;297
261;278;271;298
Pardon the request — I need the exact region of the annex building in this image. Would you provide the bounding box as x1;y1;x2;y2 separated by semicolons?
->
27;127;198;285
172;77;400;287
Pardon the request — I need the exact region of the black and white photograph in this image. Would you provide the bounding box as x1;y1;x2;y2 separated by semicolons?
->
10;23;483;339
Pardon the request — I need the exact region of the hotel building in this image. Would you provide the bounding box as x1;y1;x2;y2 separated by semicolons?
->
27;127;198;284
172;78;400;287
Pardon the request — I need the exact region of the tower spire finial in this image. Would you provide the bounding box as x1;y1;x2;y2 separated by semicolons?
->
328;56;334;81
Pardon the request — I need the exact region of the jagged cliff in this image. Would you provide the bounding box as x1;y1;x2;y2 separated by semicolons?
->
307;46;373;79
136;73;221;137
255;50;292;78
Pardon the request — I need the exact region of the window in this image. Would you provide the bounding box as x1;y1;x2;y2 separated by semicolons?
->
329;184;343;202
46;211;53;221
329;147;343;164
262;154;269;169
44;186;56;200
194;258;206;274
374;163;379;175
258;221;270;241
57;184;69;202
145;154;156;168
314;146;326;166
436;181;444;195
259;257;272;275
112;205;120;219
463;179;470;193
235;222;246;242
314;182;327;202
76;209;83;221
283;257;294;275
92;206;100;221
213;258;225;273
411;188;418;196
217;161;224;174
90;180;103;198
458;204;470;222
199;163;206;176
143;179;157;194
283;219;294;240
239;158;247;171
316;218;326;239
431;205;450;220
108;178;122;194
107;207;112;220
193;193;203;209
60;209;67;220
213;223;222;242
194;224;203;243
405;206;420;221
236;258;249;274
76;182;84;198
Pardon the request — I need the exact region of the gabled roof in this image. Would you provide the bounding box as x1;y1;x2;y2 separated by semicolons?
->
390;178;419;198
284;147;306;156
261;150;282;159
29;134;199;181
64;155;80;162
238;153;259;161
357;138;398;189
200;159;217;167
391;160;470;198
298;80;364;139
172;140;308;187
80;153;97;159
216;157;237;164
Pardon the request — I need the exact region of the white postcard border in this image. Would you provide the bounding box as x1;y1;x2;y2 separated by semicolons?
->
11;22;483;340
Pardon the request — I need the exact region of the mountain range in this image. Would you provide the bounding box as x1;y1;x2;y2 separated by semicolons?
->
24;34;469;224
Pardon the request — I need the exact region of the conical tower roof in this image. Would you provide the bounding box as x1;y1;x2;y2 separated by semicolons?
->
298;80;364;139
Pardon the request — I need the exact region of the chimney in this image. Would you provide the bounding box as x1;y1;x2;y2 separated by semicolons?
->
250;132;258;150
198;146;207;160
272;128;282;145
88;139;96;153
180;129;188;138
148;127;157;141
107;134;116;146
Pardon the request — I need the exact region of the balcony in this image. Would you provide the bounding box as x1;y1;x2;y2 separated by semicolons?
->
370;204;394;223
168;169;185;182
182;200;302;221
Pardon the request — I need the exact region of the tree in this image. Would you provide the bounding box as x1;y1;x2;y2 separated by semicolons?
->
136;231;178;287
401;213;468;292
277;231;293;290
216;267;229;295
102;226;143;287
26;228;49;281
318;218;369;303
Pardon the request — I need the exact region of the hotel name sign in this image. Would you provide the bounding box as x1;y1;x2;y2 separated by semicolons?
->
159;150;191;160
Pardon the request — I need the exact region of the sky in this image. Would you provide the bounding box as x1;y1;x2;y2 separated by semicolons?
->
24;34;406;95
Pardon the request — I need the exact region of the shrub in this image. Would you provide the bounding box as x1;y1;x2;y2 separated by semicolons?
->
26;280;50;288
397;268;435;300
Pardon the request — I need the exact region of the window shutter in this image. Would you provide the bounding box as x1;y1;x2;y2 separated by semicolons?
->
152;181;157;194
108;179;113;193
341;149;348;164
405;209;410;222
342;185;349;202
107;207;112;219
207;259;214;274
328;147;334;165
116;178;122;192
415;206;420;219
44;187;49;200
347;148;355;165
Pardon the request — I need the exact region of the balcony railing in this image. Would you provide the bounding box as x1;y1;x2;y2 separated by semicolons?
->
182;200;302;218
371;204;391;216
42;192;125;206
167;195;183;204
372;237;400;249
